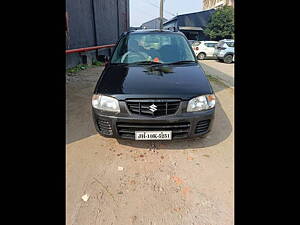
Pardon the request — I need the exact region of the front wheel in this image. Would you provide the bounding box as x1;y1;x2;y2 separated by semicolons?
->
197;53;206;60
224;55;233;64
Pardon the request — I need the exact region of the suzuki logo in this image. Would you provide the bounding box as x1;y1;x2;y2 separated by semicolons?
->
149;104;157;112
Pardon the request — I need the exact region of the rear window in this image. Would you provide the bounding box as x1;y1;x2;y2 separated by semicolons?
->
192;41;201;46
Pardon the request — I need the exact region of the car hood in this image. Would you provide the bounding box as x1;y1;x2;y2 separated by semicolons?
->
95;63;213;101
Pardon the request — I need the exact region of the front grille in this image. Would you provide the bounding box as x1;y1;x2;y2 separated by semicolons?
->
195;120;210;134
126;99;180;117
116;122;190;139
96;119;113;135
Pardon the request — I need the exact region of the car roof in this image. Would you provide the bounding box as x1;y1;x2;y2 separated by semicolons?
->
202;41;218;43
128;29;181;35
220;39;234;42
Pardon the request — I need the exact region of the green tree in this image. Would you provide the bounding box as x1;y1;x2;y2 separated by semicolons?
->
204;6;234;41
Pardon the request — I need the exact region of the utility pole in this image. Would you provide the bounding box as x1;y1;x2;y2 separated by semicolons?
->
160;0;164;29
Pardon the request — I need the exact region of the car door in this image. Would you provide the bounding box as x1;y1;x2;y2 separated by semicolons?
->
214;41;223;56
200;42;208;56
206;43;217;57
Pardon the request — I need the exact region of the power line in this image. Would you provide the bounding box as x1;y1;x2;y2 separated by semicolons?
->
140;0;176;16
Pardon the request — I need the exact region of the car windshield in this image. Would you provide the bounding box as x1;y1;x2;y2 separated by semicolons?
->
110;33;196;64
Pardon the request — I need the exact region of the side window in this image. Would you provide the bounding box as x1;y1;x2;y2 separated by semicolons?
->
226;42;234;47
217;41;224;48
204;43;210;47
206;43;215;48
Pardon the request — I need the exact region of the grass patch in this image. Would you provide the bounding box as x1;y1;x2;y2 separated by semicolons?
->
92;60;105;66
66;64;90;74
66;61;105;75
206;74;230;88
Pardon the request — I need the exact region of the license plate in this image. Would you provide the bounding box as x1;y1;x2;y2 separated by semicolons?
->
135;131;172;140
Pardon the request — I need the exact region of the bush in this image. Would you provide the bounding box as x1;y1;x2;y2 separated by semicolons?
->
204;6;234;41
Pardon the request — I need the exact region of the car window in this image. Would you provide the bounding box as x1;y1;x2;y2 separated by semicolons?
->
217;41;224;48
111;33;196;64
225;42;234;47
205;43;217;48
192;41;201;46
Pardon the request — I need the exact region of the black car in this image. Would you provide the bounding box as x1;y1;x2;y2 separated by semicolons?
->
92;30;215;140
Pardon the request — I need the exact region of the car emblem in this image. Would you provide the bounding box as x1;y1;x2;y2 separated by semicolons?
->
149;104;157;112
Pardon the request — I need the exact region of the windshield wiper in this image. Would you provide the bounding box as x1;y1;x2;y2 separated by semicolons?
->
132;61;162;65
166;60;197;65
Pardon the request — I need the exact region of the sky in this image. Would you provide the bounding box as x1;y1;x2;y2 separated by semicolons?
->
130;0;203;27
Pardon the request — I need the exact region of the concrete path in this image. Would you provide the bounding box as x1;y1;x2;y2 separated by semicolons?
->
199;60;234;88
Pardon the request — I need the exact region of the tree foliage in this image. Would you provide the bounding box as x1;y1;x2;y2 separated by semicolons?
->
204;6;234;41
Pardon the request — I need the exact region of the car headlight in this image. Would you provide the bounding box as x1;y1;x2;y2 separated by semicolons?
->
187;94;216;112
92;94;120;113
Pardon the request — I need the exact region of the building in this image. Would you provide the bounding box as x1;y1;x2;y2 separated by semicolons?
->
163;9;215;41
66;0;129;68
141;17;168;29
203;0;234;10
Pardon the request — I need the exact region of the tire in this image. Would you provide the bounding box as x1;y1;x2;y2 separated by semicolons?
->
197;53;206;60
224;55;233;64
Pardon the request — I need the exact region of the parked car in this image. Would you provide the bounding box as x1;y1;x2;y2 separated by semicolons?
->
214;39;234;63
92;29;216;140
191;41;219;60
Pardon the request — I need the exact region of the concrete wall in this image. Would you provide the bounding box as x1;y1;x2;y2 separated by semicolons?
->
66;0;129;68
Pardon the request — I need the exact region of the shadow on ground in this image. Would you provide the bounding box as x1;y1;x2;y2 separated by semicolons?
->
66;67;101;144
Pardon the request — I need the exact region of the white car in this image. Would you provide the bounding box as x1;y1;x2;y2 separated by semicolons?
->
191;41;219;60
214;39;235;63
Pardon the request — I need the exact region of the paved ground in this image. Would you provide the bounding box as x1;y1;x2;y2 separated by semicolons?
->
66;64;234;225
199;60;234;88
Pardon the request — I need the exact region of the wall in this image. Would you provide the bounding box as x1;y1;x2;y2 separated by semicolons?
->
66;0;129;68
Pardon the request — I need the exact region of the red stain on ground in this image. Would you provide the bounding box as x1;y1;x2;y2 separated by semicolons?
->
182;186;190;196
172;176;183;185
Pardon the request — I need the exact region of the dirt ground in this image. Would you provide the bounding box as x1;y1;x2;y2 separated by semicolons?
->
66;64;234;225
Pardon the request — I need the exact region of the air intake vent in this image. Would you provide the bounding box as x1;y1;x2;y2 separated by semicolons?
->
195;120;210;134
96;119;113;135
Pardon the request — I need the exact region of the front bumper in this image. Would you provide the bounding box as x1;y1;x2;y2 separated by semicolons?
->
92;106;215;140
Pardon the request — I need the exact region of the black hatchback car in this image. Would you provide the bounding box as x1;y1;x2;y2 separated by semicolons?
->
92;30;215;140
